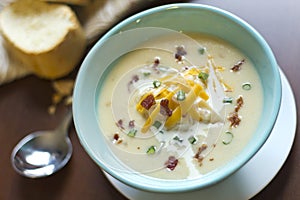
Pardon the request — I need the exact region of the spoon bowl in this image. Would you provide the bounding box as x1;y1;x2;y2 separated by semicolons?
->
11;111;73;178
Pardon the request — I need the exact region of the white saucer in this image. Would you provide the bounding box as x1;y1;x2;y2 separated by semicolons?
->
104;69;297;200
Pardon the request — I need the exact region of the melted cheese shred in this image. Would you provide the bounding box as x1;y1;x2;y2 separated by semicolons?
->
136;67;211;132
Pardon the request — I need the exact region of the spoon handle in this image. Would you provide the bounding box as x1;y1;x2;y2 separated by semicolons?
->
56;110;73;136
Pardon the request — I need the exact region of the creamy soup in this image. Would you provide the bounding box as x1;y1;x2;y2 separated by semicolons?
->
97;33;263;180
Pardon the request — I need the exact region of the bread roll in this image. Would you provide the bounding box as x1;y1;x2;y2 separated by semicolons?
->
0;0;86;79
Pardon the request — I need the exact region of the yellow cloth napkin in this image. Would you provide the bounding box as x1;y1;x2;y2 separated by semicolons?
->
0;0;140;85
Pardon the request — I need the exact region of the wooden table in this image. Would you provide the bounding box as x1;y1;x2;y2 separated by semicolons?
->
0;0;299;199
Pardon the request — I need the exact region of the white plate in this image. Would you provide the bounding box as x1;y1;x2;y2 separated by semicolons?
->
104;69;297;200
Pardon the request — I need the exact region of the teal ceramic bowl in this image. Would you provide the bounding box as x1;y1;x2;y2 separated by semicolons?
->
73;3;281;193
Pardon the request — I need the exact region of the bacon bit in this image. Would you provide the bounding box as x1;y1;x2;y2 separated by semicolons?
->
175;54;183;61
194;144;208;162
160;99;173;117
194;144;208;166
116;119;124;129
209;158;214;161
235;96;244;112
129;120;135;128
127;75;139;91
231;59;245;72
154;57;160;66
175;45;187;62
141;94;156;110
132;75;139;82
165;156;178;171
113;133;123;144
196;156;204;164
152;57;161;74
228;96;244;127
176;45;187;56
228;112;241;128
113;133;119;141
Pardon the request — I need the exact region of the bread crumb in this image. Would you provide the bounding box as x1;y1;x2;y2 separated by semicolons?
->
48;78;74;115
52;79;74;96
48;105;56;115
64;96;73;106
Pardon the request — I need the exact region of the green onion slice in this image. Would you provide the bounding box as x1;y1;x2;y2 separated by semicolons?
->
198;47;206;55
152;121;162;129
242;82;252;90
222;131;234;145
153;80;161;88
176;90;186;101
127;129;137;137
143;72;151;77
188;136;197;144
146;145;156;154
223;97;233;104
198;72;209;81
173;136;183;143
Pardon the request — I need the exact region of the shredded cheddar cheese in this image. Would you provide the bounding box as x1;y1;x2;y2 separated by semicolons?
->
137;67;210;132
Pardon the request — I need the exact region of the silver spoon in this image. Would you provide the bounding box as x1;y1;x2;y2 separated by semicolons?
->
11;111;73;178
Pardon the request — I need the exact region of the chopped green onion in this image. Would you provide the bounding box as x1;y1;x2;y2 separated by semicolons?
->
127;129;137;137
242;82;252;90
143;72;151;77
153;80;161;88
176;90;186;101
146;145;156;154
198;72;209;81
152;121;162;129
198;47;206;55
173;136;183;143
188;136;197;144
223;97;233;104
222;131;234;145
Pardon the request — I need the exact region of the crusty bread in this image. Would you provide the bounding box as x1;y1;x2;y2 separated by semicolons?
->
45;0;90;6
0;0;86;79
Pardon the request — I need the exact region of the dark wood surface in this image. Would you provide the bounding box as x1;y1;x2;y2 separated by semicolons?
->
0;0;299;199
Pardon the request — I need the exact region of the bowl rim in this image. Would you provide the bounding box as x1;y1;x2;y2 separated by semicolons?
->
73;3;281;193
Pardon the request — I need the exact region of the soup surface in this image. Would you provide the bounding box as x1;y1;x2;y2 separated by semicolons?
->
97;32;263;180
